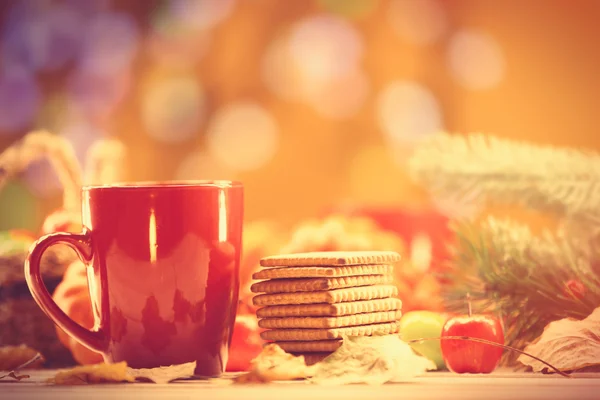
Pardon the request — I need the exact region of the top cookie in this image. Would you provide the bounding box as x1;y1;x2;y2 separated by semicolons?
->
259;251;401;267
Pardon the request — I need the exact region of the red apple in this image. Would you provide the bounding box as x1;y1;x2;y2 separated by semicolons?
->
441;313;504;374
226;313;263;372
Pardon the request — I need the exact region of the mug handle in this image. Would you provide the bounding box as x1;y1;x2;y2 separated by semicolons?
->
25;230;107;354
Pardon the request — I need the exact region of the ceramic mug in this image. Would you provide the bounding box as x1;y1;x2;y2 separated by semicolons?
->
25;181;243;377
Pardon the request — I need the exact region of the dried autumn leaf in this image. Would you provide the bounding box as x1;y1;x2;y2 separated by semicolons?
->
128;361;196;383
233;344;311;383
0;345;44;371
0;353;44;381
518;306;600;373
0;371;30;381
48;362;135;385
310;335;436;386
231;370;271;384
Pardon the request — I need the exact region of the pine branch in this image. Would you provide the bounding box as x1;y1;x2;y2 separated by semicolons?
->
444;217;600;365
408;133;600;226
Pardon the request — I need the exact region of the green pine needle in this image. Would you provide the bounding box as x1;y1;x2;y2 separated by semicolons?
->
443;217;600;365
409;133;600;228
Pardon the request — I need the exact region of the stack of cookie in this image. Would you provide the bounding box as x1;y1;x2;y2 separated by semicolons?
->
251;251;402;365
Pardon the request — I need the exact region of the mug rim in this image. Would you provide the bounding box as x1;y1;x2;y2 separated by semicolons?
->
82;180;243;191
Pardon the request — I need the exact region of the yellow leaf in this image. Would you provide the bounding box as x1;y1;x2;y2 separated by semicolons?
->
48;362;135;385
233;344;312;383
518;306;600;372
310;335;435;386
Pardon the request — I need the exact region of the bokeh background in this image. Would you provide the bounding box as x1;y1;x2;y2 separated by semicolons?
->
1;0;600;232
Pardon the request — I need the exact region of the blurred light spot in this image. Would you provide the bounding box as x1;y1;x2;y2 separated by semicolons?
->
385;144;414;168
79;12;139;76
176;151;236;181
0;67;40;133
146;10;211;68
142;76;204;143
388;0;446;45
305;69;369;119
262;36;304;101
43;7;85;70
289;15;363;84
206;102;278;172
448;30;505;90
410;234;433;272
1;4;84;72
167;0;235;30
67;68;130;121
377;80;443;146
317;0;378;19
263;16;367;120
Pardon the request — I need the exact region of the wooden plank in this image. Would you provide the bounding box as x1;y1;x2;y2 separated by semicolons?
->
2;371;600;400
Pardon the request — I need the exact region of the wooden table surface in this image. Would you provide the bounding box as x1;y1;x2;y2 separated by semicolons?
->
2;370;600;400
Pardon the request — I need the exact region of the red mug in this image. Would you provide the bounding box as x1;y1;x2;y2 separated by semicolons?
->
25;181;243;377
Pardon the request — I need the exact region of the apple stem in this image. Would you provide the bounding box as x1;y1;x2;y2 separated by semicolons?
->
467;293;472;317
406;336;570;378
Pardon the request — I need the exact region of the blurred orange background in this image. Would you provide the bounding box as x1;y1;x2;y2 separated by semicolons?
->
1;0;599;232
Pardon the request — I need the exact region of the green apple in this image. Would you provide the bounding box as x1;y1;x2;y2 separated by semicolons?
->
399;310;447;369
